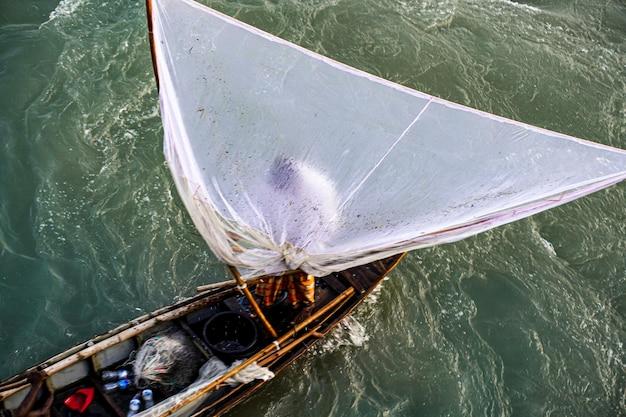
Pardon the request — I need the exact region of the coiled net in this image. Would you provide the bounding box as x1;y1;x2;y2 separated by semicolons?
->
132;330;203;395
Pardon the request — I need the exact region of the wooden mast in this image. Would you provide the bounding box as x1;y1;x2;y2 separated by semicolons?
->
227;265;277;338
145;0;160;90
145;0;273;338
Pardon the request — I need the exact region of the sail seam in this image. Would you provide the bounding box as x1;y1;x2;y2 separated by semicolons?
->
338;98;433;211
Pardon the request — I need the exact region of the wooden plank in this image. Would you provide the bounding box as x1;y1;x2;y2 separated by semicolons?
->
92;339;136;371
46;361;90;391
321;274;348;294
339;270;367;293
196;276;261;293
2;386;30;411
177;319;212;359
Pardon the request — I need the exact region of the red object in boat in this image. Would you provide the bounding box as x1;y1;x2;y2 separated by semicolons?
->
63;387;95;413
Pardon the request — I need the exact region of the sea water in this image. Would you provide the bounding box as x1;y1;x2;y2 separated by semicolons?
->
0;1;625;416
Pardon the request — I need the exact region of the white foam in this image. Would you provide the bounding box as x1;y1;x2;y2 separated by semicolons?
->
496;0;541;13
365;281;385;305
539;237;557;257
45;0;85;23
317;316;370;353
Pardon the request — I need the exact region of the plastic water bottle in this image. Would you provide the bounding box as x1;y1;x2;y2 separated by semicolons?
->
102;369;130;381
142;389;154;409
127;398;141;417
103;379;132;392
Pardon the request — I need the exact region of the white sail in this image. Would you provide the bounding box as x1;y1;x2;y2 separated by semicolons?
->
151;0;626;278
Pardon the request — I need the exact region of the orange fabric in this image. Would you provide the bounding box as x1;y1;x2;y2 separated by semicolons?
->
255;272;315;307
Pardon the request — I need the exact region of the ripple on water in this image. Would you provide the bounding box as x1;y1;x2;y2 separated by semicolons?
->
1;0;626;416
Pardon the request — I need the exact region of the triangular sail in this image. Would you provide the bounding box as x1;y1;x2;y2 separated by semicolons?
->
151;0;626;278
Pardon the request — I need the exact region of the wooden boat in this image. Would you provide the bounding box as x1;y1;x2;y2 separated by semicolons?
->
0;254;404;417
2;0;625;415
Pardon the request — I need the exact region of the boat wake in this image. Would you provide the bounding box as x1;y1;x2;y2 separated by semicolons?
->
313;282;389;354
316;316;370;354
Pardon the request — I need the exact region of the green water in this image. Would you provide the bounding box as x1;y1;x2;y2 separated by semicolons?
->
1;0;625;416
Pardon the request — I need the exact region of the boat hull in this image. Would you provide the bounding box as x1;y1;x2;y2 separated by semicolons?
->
0;254;405;417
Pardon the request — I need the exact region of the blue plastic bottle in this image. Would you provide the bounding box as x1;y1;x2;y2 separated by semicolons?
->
103;379;132;392
102;369;131;381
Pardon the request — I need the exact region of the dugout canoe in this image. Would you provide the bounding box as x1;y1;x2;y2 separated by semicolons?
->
0;254;404;417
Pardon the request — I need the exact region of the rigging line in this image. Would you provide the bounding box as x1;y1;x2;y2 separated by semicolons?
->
337;98;433;212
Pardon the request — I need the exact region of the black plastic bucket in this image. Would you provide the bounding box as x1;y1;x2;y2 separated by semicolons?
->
202;311;258;357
